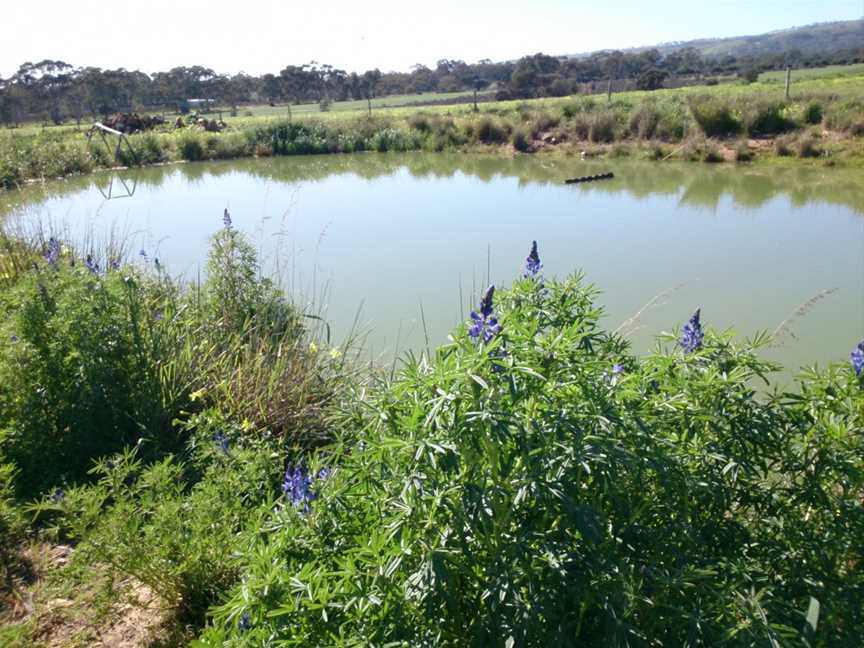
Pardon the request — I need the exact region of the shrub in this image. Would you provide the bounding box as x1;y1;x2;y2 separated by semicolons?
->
740;101;794;136
628;104;661;139
134;133;167;165
212;132;249;160
741;67;760;83
587;111;616;143
511;128;531;152
797;134;821;158
0;461;23;588
774;135;794;156
689;98;740;137
0;258;187;497
609;142;629;157
530;111;560;135
179;134;206;161
199;272;864;646
803;101;824;125
474;117;508;144
54;418;283;627
407;113;432;133
702;142;724;162
734;141;754;162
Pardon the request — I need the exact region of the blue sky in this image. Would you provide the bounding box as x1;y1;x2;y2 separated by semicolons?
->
1;0;861;77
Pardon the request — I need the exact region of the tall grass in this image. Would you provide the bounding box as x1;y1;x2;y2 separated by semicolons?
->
1;74;863;188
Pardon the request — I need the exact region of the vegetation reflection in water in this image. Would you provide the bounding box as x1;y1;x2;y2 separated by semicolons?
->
1;153;862;376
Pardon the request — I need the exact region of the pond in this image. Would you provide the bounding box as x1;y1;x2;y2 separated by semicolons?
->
2;153;862;375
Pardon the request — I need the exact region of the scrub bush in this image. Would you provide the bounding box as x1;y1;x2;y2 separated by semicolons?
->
197;258;864;646
689;98;741;137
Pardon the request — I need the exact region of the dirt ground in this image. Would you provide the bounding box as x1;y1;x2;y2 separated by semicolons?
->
1;543;183;648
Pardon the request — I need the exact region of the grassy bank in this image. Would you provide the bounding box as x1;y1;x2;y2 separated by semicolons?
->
1;218;862;646
2;74;863;189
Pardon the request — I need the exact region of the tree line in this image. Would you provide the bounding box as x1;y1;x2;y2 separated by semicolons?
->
1;44;862;126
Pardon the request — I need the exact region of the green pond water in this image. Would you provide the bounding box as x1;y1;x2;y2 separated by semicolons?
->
2;153;862;375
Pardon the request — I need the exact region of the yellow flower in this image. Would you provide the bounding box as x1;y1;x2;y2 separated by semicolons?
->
309;341;318;354
190;388;206;402
329;348;342;359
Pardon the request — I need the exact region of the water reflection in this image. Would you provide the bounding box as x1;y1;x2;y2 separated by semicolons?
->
96;174;137;201
2;153;862;215
0;154;861;376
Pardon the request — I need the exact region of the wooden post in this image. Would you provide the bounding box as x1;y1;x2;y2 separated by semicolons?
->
784;67;791;100
607;77;612;102
473;89;478;113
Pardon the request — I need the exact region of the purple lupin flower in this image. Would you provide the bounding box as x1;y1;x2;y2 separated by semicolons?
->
612;363;625;376
108;257;120;271
282;464;315;512
85;254;100;274
44;237;60;268
850;340;864;376
223;208;232;229
524;240;543;278
213;431;229;454
468;285;501;344
51;487;65;503
238;612;251;632
679;309;704;354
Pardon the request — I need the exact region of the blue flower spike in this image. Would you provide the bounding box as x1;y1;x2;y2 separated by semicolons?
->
679;308;704;354
44;237;60;268
850;340;864;376
282;464;316;512
469;285;501;344
525;240;543;278
238;612;251;632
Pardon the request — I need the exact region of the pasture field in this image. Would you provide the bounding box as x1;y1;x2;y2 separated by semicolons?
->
1;68;863;189
759;62;864;82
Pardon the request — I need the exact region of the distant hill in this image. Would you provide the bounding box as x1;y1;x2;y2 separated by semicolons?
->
570;19;864;59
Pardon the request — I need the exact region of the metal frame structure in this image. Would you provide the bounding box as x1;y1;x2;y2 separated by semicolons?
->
86;122;139;166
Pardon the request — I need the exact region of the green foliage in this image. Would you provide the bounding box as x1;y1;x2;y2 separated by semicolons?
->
52;413;283;626
796;134;822;158
628;104;661;139
511;128;531;152
0;461;24;587
733;141;753;162
179;133;206;161
132;133;167;165
197;275;864;647
803;101;824;125
586;111;617;143
0;261;186;497
689;98;741;137
739;101;794;136
474;116;509;144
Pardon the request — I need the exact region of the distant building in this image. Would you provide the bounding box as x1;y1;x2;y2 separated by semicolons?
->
177;98;216;114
